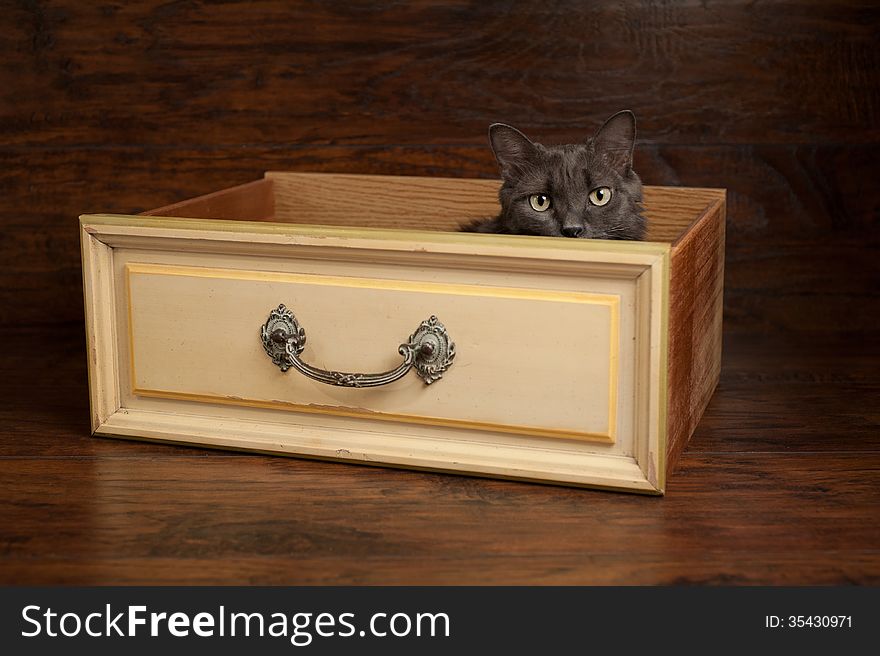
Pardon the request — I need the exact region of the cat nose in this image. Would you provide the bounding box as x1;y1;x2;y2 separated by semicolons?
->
561;226;584;238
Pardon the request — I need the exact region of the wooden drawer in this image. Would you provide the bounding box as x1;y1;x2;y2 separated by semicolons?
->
81;172;725;494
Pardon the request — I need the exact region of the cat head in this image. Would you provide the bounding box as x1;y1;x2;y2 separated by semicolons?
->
488;110;645;240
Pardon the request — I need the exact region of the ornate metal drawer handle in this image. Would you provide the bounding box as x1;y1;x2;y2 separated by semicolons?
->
260;304;455;387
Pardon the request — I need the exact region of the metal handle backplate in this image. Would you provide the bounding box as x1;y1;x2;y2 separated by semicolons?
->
260;304;455;387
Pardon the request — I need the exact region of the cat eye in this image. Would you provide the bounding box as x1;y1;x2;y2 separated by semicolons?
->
529;194;551;212
588;187;612;207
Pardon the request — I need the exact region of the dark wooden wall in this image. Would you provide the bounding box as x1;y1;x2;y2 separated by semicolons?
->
2;0;877;333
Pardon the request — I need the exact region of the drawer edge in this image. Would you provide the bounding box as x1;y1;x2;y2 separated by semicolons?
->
95;408;662;495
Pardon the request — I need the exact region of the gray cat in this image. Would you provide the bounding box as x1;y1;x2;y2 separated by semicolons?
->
462;110;646;240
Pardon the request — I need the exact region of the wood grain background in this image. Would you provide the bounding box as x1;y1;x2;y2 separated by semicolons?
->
1;0;878;584
2;0;878;331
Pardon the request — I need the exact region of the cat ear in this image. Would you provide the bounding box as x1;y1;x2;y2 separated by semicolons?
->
489;123;537;175
592;110;636;173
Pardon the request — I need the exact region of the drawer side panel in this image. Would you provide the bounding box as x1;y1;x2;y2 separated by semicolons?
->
665;193;726;476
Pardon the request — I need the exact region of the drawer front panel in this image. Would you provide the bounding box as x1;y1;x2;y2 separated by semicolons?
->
82;212;673;492
126;262;619;441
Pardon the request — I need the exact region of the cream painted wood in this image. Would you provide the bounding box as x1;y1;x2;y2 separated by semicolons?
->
126;263;620;441
99;409;658;492
80;223;120;432
81;214;669;493
111;246;639;459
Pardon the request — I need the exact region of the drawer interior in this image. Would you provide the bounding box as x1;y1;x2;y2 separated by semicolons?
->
142;172;724;245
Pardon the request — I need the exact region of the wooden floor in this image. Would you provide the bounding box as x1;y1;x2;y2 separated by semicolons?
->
1;322;877;585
